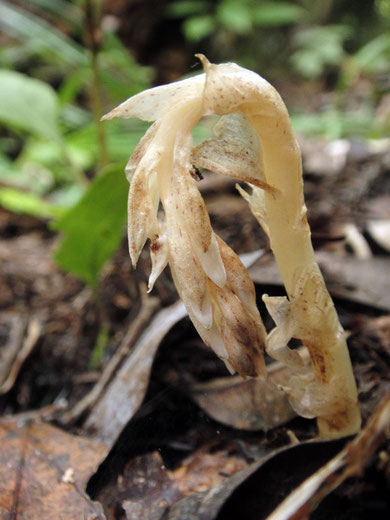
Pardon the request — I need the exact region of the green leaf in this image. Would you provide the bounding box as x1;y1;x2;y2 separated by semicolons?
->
183;15;215;41
252;2;306;27
0;187;64;219
165;0;209;18
0;70;60;140
217;0;252;34
54;163;128;286
291;25;351;78
291;109;376;139
26;0;83;29
0;0;86;67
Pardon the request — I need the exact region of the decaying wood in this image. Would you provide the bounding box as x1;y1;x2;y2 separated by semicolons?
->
0;317;41;395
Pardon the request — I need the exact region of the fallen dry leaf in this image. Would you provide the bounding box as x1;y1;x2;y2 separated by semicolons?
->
165;438;347;520
62;294;159;425
367;220;390;252
364;314;390;355
249;251;390;311
266;391;390;520
170;443;248;496
119;452;181;520
85;300;187;444
0;419;107;519
84;252;261;446
189;358;297;431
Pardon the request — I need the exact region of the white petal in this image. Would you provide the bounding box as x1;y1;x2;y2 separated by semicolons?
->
190;232;226;288
197;54;278;118
217;236;259;318
192;113;271;190
188;314;229;360
187;291;213;330
127;167;159;267
125;121;160;183
148;233;169;293
236;184;269;236
262;295;291;327
167;217;213;330
102;74;206;122
263;294;306;372
169;134;227;287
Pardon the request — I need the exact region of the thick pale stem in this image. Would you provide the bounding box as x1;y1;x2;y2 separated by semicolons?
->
243;108;361;437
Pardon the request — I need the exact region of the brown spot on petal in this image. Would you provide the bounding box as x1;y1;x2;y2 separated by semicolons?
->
151;238;161;253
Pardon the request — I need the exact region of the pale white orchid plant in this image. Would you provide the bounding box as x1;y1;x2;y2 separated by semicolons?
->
102;55;361;439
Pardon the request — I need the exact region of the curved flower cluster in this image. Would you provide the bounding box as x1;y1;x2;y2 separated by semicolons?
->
103;56;266;377
103;55;361;437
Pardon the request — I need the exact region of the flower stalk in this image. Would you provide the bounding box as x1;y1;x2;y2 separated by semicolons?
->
102;55;361;438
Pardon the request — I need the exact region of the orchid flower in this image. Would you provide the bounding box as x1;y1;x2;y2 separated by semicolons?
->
102;55;361;438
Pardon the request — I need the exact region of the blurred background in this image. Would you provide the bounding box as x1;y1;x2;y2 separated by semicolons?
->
1;0;389;238
0;0;389;412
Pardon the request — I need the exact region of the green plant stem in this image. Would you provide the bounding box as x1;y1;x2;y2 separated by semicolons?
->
59;139;90;187
89;285;110;369
85;0;108;170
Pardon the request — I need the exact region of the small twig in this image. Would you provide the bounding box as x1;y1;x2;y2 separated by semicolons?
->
0;402;68;425
0;316;27;386
0;319;42;395
61;294;160;425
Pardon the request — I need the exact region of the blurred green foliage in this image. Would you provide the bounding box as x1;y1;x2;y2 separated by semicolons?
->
54;163;128;287
166;0;307;41
0;0;389;287
166;0;389;138
0;0;151;286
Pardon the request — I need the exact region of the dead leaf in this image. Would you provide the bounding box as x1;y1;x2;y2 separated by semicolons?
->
83;249;261;446
266;391;390;520
118;452;181;520
0;419;107;519
189;358;298;430
367;220;390;252
299;136;351;177
62;294;159;425
166;461;263;520
249;251;390;311
85;300;187;445
170;443;248;496
364;315;390;355
165;438;347;520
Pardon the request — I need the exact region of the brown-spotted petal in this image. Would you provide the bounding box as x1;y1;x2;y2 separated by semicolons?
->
167;215;213;330
216;236;260;319
127;160;160;267
171;136;226;288
192;113;274;192
196;54;280;119
148;232;169;293
212;283;266;378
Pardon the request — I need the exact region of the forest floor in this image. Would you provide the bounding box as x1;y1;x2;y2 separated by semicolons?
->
1;133;390;519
